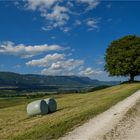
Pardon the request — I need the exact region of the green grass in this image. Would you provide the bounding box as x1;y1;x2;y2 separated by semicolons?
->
0;83;140;140
0;97;28;109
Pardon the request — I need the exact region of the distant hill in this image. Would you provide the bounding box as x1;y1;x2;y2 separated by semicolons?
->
0;72;120;91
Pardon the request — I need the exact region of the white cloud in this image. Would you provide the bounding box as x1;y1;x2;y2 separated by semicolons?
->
26;52;84;75
25;0;58;11
41;67;76;76
42;26;53;31
41;59;84;75
86;18;98;30
0;41;62;58
78;0;100;10
46;5;69;27
27;53;84;70
25;0;70;29
61;27;71;33
59;59;84;71
79;67;103;77
26;53;65;67
41;67;62;75
23;0;100;31
26;52;103;78
66;1;74;8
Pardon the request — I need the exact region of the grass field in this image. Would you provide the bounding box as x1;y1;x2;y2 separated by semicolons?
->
0;83;140;140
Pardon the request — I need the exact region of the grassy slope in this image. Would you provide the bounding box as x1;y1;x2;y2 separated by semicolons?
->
0;83;140;140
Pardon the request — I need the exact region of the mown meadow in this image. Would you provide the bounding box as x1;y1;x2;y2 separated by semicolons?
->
0;83;140;140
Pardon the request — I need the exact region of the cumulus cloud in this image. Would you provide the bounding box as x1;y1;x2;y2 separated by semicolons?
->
26;52;103;77
23;0;100;31
0;41;62;58
25;0;69;29
79;67;103;77
41;58;84;75
25;0;58;10
41;67;62;75
26;53;65;67
46;5;69;27
26;53;84;75
54;59;84;71
0;40;103;78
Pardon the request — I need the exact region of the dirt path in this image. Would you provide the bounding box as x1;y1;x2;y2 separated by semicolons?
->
60;90;140;140
104;98;140;140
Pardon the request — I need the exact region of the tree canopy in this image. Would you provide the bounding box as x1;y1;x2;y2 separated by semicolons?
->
105;35;140;82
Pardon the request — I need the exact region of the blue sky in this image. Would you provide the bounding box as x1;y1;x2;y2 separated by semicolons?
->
0;0;140;81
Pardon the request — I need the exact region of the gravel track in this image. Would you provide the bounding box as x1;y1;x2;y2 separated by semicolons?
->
60;90;140;140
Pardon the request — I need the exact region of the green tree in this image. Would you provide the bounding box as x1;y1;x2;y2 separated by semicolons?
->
105;35;140;82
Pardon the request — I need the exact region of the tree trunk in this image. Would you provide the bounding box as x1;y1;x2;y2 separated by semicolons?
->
129;74;135;82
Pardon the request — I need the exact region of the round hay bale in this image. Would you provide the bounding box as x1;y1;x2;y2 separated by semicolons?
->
45;98;57;113
27;99;49;116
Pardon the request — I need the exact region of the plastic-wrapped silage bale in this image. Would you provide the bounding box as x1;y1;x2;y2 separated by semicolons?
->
44;98;57;113
27;99;49;116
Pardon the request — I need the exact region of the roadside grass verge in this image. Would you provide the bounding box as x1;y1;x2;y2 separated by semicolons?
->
0;83;140;140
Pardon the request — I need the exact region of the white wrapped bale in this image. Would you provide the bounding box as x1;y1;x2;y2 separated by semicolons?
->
45;98;57;113
27;100;48;116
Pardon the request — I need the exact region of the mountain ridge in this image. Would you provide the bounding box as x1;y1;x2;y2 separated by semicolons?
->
0;71;120;89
